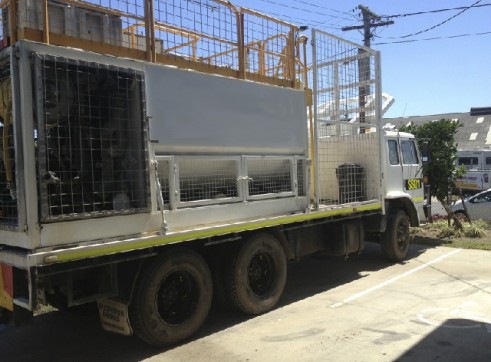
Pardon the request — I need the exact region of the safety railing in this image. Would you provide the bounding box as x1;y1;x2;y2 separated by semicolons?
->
0;0;307;88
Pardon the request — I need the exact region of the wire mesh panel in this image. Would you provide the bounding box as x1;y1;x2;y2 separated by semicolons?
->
1;0;303;88
312;30;379;125
154;0;239;68
316;124;380;206
34;54;149;221
156;157;172;209
0;60;18;228
242;8;298;83
0;3;7;41
312;29;382;207
15;0;133;45
246;157;294;199
296;158;306;197
177;157;240;207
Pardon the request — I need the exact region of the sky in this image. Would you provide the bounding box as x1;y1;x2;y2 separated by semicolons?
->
231;0;491;118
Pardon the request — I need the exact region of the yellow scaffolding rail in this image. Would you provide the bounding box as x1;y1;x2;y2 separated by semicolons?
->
0;0;308;89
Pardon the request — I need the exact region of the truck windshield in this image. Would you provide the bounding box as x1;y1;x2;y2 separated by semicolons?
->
401;140;418;165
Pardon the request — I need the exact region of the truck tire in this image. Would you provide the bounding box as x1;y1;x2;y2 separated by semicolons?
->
129;249;212;346
381;209;410;261
224;233;287;315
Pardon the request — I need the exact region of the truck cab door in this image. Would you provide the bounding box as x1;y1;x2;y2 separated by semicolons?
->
400;139;423;199
385;137;423;196
385;139;404;194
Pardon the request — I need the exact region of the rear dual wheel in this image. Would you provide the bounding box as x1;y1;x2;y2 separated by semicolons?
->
222;233;287;315
129;249;212;346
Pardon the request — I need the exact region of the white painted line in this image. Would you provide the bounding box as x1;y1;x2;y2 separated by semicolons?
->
476;116;484;124
330;248;462;308
469;132;478;141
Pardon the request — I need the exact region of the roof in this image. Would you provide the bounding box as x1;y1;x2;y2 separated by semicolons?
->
384;111;491;151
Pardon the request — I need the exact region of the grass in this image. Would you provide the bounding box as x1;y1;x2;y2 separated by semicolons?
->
411;219;491;251
34;303;58;316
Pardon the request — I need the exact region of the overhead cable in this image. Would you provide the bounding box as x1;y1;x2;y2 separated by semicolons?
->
252;0;355;22
289;0;357;18
374;30;491;45
390;0;484;39
382;2;491;19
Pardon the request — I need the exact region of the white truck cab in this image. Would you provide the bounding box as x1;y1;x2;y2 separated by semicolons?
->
383;130;426;226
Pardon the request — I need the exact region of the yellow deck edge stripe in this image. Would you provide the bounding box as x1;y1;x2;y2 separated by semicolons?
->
46;203;382;263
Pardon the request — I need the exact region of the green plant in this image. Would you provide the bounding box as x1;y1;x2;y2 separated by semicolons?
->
400;120;465;229
463;225;487;238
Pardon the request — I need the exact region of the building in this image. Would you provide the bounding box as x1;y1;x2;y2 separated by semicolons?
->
384;107;491;152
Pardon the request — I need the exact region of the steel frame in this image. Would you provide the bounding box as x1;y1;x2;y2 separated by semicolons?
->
0;0;306;89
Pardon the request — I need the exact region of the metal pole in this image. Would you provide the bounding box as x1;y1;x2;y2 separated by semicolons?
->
341;5;393;127
42;0;50;44
144;0;156;62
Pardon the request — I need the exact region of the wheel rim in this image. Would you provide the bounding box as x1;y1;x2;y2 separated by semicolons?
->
247;252;276;297
397;217;410;251
157;270;198;325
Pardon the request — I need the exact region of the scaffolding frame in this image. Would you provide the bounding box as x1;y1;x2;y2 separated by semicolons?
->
0;0;308;89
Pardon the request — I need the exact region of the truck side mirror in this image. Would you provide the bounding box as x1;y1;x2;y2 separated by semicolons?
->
420;141;430;164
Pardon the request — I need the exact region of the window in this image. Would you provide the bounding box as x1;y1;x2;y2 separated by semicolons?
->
401;140;418;165
388;140;399;165
458;157;479;166
486;157;491;166
472;191;491;203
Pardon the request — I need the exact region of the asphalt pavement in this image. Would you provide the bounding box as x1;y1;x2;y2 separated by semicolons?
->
2;243;489;362
145;245;491;362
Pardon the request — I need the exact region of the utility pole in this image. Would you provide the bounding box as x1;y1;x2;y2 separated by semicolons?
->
342;5;394;125
341;5;394;48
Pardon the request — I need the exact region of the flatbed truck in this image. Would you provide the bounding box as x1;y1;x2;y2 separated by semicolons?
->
0;0;426;346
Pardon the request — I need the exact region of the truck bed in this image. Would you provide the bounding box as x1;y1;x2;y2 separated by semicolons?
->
5;198;381;269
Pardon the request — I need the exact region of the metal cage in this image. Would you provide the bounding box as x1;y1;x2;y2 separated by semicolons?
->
34;54;150;221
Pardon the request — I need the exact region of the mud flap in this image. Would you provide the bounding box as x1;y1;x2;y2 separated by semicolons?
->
98;298;133;336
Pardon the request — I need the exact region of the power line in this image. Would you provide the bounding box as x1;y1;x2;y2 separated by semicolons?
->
251;0;334;18
253;9;325;27
233;0;353;32
381;3;491;19
374;30;491;45
390;0;484;39
250;0;355;22
288;0;357;19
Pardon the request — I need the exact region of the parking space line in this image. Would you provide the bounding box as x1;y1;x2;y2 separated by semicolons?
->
330;248;462;308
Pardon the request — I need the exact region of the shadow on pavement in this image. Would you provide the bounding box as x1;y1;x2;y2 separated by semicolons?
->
0;242;430;362
396;318;491;361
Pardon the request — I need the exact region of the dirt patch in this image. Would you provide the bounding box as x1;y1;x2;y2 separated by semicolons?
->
411;219;491;250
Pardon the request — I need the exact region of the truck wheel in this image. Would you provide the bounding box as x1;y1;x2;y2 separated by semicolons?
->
381;209;410;261
129;249;212;346
224;233;286;315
